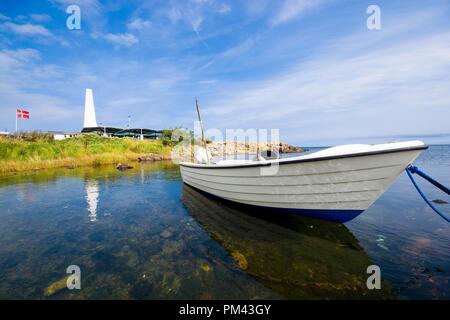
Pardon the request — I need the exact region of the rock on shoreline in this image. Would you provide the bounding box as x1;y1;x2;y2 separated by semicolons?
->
171;141;303;162
116;163;133;170
138;153;172;162
208;141;303;156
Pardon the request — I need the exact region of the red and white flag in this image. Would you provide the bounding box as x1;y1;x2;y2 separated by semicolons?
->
17;109;30;119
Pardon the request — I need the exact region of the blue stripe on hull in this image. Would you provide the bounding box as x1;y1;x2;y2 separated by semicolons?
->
272;207;364;223
185;183;364;223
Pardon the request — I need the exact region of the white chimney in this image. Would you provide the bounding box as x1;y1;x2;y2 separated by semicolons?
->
83;88;98;128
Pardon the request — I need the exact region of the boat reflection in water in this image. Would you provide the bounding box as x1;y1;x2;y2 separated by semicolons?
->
181;185;394;299
85;179;99;222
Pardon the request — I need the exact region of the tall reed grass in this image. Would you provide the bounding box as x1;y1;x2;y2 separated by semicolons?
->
0;133;172;174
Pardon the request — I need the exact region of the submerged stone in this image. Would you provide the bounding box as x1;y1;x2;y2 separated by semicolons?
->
160;230;172;239
432;199;448;204
44;276;70;297
200;262;212;273
231;252;248;270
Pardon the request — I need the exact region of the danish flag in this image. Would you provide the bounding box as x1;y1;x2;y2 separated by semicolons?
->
17;109;30;119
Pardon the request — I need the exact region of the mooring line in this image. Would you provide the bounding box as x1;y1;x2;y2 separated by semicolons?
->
406;165;450;222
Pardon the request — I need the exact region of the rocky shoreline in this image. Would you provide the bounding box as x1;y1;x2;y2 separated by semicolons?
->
138;141;303;163
207;141;303;157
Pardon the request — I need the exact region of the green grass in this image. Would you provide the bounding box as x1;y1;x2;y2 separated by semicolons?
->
0;134;172;174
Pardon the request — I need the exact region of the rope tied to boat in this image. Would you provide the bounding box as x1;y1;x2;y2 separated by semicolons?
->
406;165;450;222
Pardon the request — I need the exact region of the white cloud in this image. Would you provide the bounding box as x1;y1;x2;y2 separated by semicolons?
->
1;22;53;37
191;16;204;31
200;20;450;144
29;13;52;22
92;32;139;47
50;0;101;12
1;48;41;64
0;48;79;131
165;0;232;47
245;0;270;16
217;3;231;15
270;0;328;27
168;7;183;23
199;37;257;70
127;18;152;31
0;13;10;21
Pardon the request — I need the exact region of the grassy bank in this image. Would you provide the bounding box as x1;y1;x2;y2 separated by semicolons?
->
0;133;172;174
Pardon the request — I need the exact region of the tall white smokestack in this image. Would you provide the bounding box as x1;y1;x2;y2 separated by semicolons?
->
83;88;98;128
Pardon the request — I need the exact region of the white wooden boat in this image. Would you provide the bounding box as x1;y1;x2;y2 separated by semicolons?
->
180;140;428;222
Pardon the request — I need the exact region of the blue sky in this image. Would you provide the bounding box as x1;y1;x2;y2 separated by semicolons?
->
0;0;449;146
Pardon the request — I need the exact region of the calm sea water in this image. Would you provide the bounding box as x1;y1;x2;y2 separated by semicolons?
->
0;146;448;299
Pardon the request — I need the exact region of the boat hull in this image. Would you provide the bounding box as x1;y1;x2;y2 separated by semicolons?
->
180;142;427;222
185;184;363;222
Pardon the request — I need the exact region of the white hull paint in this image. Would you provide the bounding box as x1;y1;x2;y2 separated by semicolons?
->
180;141;427;222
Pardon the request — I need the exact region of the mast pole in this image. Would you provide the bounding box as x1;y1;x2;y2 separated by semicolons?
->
195;97;210;163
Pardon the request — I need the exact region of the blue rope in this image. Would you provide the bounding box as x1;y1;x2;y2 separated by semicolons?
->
408;165;450;195
406;165;450;222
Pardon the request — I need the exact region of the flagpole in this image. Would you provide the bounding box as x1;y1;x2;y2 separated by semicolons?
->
15;111;17;133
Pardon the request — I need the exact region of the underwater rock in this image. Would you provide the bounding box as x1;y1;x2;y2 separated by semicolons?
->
231;251;248;270
161;240;184;255
116;163;133;171
44;276;70;297
160;230;172;239
407;238;433;255
89;231;106;242
92;251;118;272
200;262;212;273
420;267;430;274
435;267;445;273
129;279;154;299
432;199;448;204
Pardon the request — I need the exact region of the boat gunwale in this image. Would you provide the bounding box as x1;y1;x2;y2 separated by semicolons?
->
179;144;428;169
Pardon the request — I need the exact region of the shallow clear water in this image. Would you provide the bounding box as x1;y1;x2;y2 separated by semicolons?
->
0;146;448;299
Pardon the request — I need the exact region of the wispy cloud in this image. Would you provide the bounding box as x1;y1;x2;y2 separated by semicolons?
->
217;3;231;15
29;13;52;22
0;48;41;64
1;22;53;37
163;0;232;48
92;32;139;47
1;1;449;145
270;0;329;27
199;37;257;70
50;0;101;13
127;18;152;31
201;10;450;144
0;13;10;21
0;48;79;130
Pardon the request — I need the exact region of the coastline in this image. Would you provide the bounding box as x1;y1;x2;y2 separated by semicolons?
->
0;134;172;175
0;135;303;175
